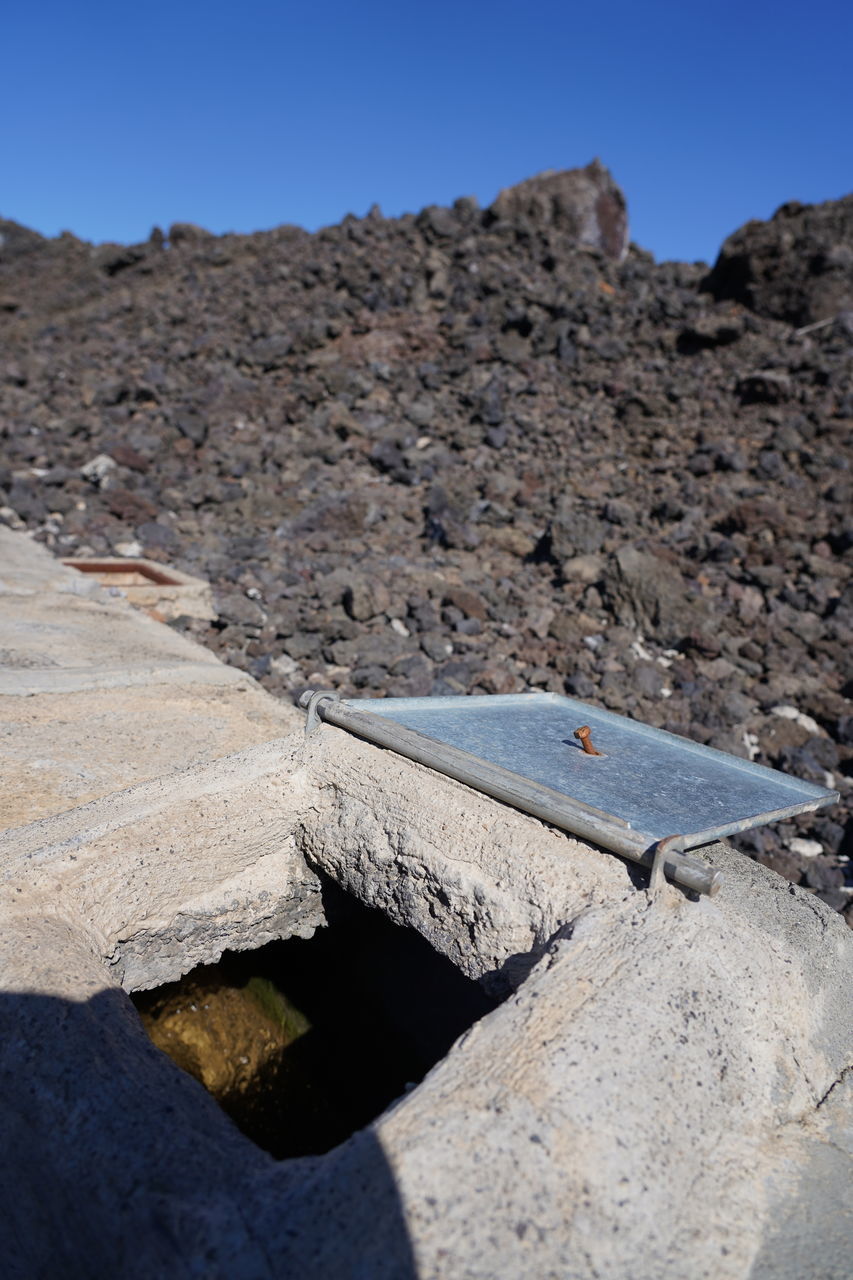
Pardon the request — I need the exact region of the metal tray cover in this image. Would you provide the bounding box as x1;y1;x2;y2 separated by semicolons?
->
339;692;837;848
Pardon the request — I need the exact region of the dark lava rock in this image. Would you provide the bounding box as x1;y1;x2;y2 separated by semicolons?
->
488;160;629;261
343;576;391;621
2;169;851;920
0;218;46;260
601;545;707;646
704;194;853;325
736;371;792;405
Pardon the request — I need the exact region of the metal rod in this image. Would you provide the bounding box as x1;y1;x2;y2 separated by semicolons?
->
300;692;721;897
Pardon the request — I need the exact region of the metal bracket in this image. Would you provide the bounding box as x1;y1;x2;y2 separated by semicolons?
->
649;834;687;894
298;689;340;736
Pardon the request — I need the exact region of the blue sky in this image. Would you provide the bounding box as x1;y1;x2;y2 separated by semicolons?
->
3;0;850;263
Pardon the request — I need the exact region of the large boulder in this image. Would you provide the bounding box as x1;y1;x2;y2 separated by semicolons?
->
601;542;710;645
487;159;629;260
703;194;853;326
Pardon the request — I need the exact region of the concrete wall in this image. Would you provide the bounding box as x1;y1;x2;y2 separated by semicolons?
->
1;529;851;1278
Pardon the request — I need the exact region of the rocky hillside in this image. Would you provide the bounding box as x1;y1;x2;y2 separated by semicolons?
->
1;162;851;916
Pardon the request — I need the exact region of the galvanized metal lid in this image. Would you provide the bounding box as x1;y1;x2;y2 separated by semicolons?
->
300;691;838;897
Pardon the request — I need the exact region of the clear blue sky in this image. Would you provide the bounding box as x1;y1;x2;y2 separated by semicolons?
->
3;0;851;264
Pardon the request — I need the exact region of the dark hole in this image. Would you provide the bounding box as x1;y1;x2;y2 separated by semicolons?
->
131;887;499;1159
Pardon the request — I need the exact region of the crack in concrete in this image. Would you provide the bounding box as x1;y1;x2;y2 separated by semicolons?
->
815;1063;853;1112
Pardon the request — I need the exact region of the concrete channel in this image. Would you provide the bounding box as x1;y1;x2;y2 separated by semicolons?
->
1;527;851;1278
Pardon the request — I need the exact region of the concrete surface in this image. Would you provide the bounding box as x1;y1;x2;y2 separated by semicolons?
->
1;528;851;1279
61;555;216;621
0;527;300;825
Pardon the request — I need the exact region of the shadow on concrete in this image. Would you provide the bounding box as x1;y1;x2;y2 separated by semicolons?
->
0;986;418;1279
481;919;577;997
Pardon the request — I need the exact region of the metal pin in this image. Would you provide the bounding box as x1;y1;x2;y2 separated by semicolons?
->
573;725;603;756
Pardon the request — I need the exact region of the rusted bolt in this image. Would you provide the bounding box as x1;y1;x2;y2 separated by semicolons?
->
573;725;603;756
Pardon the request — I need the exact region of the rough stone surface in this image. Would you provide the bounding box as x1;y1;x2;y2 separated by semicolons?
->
488;159;629;261
601;542;710;645
1;703;851;1277
0;528;300;825
704;194;853;325
0;735;323;988
0;683;295;827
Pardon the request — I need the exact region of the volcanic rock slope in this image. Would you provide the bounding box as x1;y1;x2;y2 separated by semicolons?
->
1;165;852;917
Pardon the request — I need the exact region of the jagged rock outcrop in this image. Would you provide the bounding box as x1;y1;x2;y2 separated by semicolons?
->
704;194;853;325
488;158;629;260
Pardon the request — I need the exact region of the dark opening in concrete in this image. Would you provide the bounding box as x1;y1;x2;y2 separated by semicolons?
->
132;887;499;1159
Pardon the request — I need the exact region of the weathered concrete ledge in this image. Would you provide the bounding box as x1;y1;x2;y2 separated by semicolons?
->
1;528;851;1278
0;527;301;827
